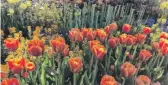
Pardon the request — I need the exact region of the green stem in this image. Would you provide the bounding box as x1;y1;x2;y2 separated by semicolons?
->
73;73;77;85
89;54;94;74
107;49;112;73
91;59;98;85
158;56;165;67
122;78;126;85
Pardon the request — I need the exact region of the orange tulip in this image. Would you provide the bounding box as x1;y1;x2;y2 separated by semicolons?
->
81;28;88;37
139;49;152;62
96;29;107;41
121;62;137;78
50;37;66;53
142;27;151;35
135;33;146;44
108;37;119;48
159;38;166;48
124;35;137;45
89;40;101;52
62;45;69;57
100;75;118;85
8;58;25;74
135;75;151;85
69;28;83;42
26;62;35;71
104;23;118;34
8;27;16;33
68;57;83;73
160;32;168;39
92;44;106;59
119;34;127;44
1;78;20;85
152;42;159;52
122;24;131;33
27;39;44;56
4;38;19;51
86;29;96;41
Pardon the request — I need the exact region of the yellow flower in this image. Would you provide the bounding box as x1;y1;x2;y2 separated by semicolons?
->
8;8;14;15
19;3;27;10
160;2;168;9
161;18;167;24
35;26;41;33
25;1;32;7
7;0;20;4
8;27;16;33
14;33;20;38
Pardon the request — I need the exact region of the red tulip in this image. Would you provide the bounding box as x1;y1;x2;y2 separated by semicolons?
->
135;33;146;44
81;28;88;37
139;49;152;62
135;75;151;85
1;78;20;85
8;58;25;74
68;57;83;73
161;42;168;56
159;38;166;48
50;37;66;53
122;24;131;33
142;27;151;35
69;28;83;42
26;62;35;71
160;32;168;39
100;75;118;85
121;62;137;78
86;29;96;41
62;45;69;57
22;72;28;78
4;38;19;51
108;37;119;48
27;39;44;56
104;23;117;34
92;44;106;60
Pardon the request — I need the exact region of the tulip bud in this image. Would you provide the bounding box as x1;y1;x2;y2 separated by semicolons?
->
108;37;119;48
135;75;151;85
122;24;132;33
142;27;151;35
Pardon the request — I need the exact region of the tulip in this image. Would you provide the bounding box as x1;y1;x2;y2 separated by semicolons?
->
161;42;168;56
89;40;101;52
62;45;69;57
122;24;131;33
124;35;137;45
160;32;168;39
69;28;83;42
8;27;16;33
1;78;19;85
4;38;19;51
135;33;146;44
100;75;118;85
152;42;159;52
50;37;66;53
8;58;25;74
104;23;118;35
119;34;127;44
22;72;28;78
81;28;88;37
139;49;152;62
159;38;166;48
108;37;119;48
96;29;107;41
26;62;35;71
68;57;83;73
27;39;44;56
142;27;151;35
86;29;96;41
135;75;151;85
121;62;137;78
92;44;106;60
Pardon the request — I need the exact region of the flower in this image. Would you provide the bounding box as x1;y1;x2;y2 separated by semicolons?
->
86;29;96;41
26;62;35;71
122;24;132;33
22;72;28;78
25;1;32;7
108;37;119;48
121;62;137;78
159;38;166;48
68;57;83;73
119;34;136;45
96;29;107;41
7;0;20;4
104;23;118;34
81;28;88;37
8;8;14;15
142;27;151;35
89;40;101;51
62;45;69;57
4;38;19;51
135;33;146;44
135;75;151;85
100;75;118;85
50;37;66;53
139;49;152;62
8;58;25;74
160;32;168;39
161;42;168;56
69;28;83;42
152;42;159;52
92;44;106;60
160;1;168;9
27;39;44;56
19;3;27;10
1;78;19;85
119;34;127;44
